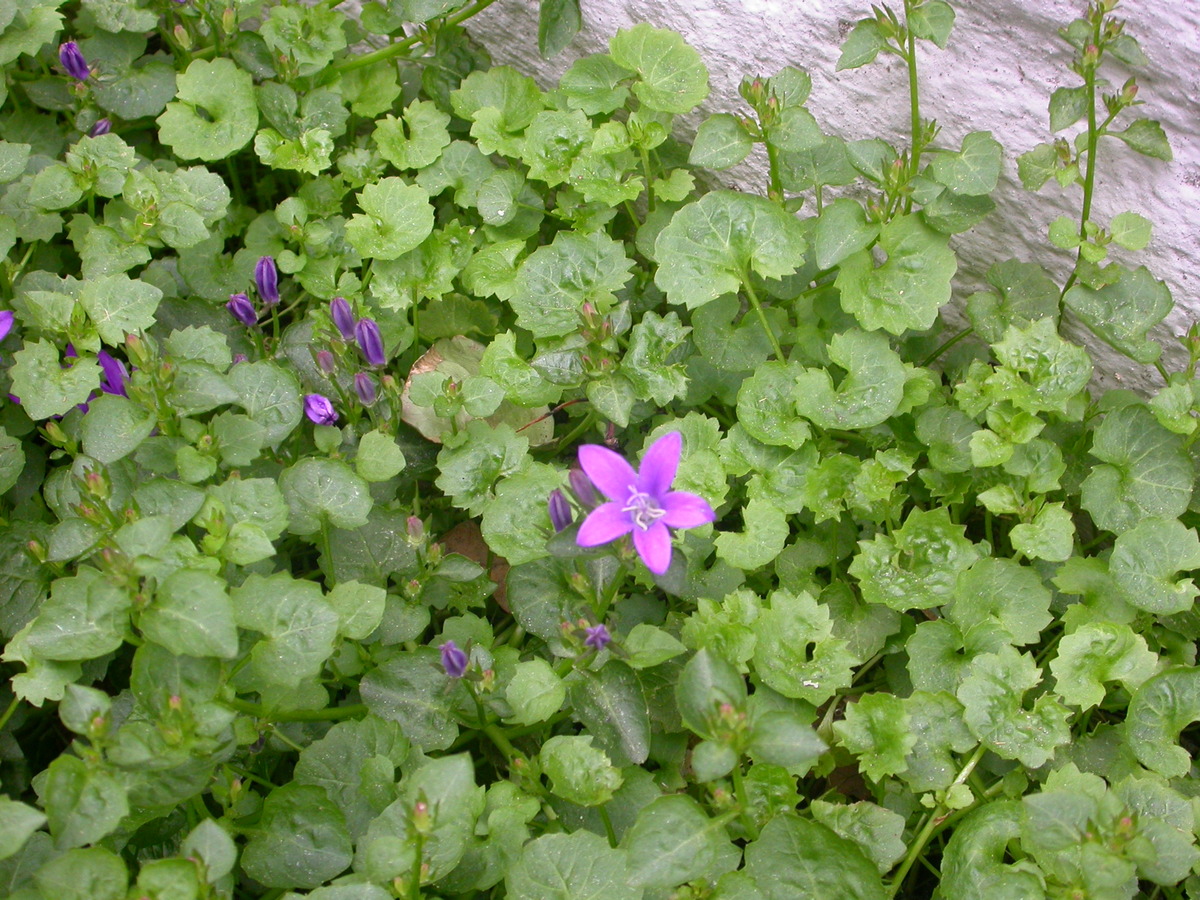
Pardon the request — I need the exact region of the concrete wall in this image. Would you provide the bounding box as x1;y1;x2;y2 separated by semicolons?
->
467;0;1200;391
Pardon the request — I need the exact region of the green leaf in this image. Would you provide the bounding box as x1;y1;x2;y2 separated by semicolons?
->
940;802;1045;900
957;646;1071;768
1080;405;1192;534
1049;622;1156;709
0;798;46;861
837;20;887;70
655;191;808;310
929;131;1002;195
1109;210;1152;250
280;458;373;535
229;360;303;447
1109;517;1200;614
1063;265;1172;364
834;214;957;334
9;340;100;421
231;572;340;688
346;177;435;260
747;710;826;772
260;4;347;77
566;662;651;766
850;507;980;611
1048;85;1089;132
325;581;386;642
522;109;591;186
624;795;732;889
25;569;130;661
540;735;623;806
360;650;459;751
80;394;155;464
1112;118;1172;161
558;54;632;115
373;101;452;171
253;127;333;175
538;0;582;57
809;800;907;876
948;558;1052;646
735;361;810;448
676;648;747;740
1009;502;1075;562
609;24;708;114
770;107;823;153
744;812;886;899
356;430;406;483
689;114;754;169
900;691;978;793
504;658;566;726
813;198;880;270
965;259;1061;345
715;498;789;571
507;830;640;900
623;624;686;670
157;59;257;161
480;461;561;565
240;784;352;889
908;0;955;47
622;311;690;405
43;755;129;849
31;846;126;900
510;230;634;337
141;567;239;659
1125;667;1200;778
752;589;854;705
436;421;529;516
793;329;907;429
832;693;914;781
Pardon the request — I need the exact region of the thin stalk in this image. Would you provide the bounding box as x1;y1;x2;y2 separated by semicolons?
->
918;327;973;368
729;765;760;840
1062;16;1103;299
764;139;786;203
741;274;785;360
902;2;921;213
333;0;501;73
0;695;19;732
598;806;618;848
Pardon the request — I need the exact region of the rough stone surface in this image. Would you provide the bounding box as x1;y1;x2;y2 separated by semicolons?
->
466;0;1200;391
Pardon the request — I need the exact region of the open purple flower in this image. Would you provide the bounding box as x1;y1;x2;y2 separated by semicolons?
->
226;292;257;327
303;393;338;426
59;42;90;81
575;431;715;575
255;256;279;305
330;297;356;340
583;624;611;651
0;311;13;343
97;350;129;396
440;640;468;678
355;318;385;367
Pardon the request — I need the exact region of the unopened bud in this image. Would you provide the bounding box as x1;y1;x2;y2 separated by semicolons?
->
173;24;192;50
221;6;236;33
26;540;47;563
316;349;335;373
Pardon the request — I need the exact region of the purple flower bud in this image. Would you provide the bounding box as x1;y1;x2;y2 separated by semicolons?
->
568;468;596;506
255;256;279;306
59;42;90;81
355;318;386;367
88;119;111;137
303;393;338;426
232;353;247;365
548;489;572;532
330;297;356;340
584;624;611;651
226;293;257;327
440;640;468;678
0;310;13;343
96;350;129;396
354;372;377;406
315;349;335;373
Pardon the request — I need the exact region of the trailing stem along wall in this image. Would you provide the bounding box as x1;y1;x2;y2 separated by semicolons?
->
468;0;1200;392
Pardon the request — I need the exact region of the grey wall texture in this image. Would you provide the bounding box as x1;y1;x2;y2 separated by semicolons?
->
465;0;1200;392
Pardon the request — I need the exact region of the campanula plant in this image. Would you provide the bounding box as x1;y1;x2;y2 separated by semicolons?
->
0;0;1196;897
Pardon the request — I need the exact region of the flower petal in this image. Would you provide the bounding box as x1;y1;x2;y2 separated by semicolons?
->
661;491;716;529
632;521;673;574
576;502;633;546
637;431;681;498
578;444;638;502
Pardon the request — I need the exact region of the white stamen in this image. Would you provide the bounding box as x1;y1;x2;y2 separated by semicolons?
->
622;488;665;531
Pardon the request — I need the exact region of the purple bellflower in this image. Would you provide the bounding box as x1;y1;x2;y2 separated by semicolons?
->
0;310;13;343
303;393;338;426
575;431;716;575
255;256;279;305
583;623;611;651
226;293;257;327
548;488;572;532
59;42;90;81
354;372;377;406
330;297;356;340
568;468;596;506
97;350;129;396
88;119;111;137
440;640;468;678
355;318;386;367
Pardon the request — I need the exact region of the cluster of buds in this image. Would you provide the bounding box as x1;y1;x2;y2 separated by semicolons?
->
546;466;600;534
305;298;402;429
226;256;281;329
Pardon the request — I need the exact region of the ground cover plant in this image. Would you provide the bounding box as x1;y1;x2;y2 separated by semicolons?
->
0;0;1198;895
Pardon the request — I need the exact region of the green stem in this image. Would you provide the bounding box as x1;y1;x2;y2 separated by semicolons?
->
640;144;656;214
918;327;973;368
741;274;785;360
482;723;520;763
409;830;425;900
332;0;500;73
729;764;760;840
764;139;785;203
1062;18;1103;299
598;805;618;848
0;695;19;732
902;2;921;214
225;697;366;722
